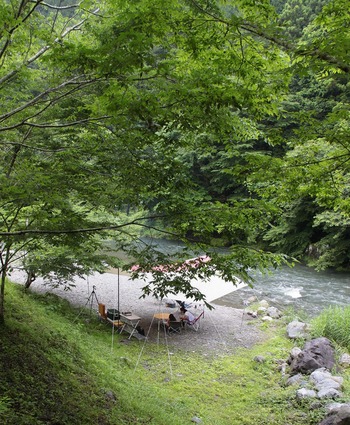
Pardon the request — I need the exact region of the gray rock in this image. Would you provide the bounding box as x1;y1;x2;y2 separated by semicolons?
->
289;338;335;375
257;306;267;315
287;321;309;339
267;306;282;319
339;354;350;368
318;405;350;425
310;368;343;390
326;403;350;414
261;315;273;322
337;405;350;420
318;387;342;399
316;378;342;391
253;355;266;363
247;296;258;304
286;373;304;386
296;388;317;399
191;416;203;424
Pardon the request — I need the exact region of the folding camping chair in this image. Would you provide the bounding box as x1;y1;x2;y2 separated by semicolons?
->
168;320;182;334
98;303;107;321
185;310;204;331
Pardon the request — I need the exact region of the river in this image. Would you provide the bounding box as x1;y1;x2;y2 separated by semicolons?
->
138;238;350;317
215;264;350;318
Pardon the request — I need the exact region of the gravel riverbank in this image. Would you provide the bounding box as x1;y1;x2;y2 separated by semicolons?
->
10;269;268;356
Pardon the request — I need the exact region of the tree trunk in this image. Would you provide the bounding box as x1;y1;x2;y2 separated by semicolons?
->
24;270;36;289
0;245;11;324
0;270;6;324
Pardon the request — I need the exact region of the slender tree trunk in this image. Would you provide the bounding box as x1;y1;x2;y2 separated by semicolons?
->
0;269;6;324
0;245;11;324
24;270;36;289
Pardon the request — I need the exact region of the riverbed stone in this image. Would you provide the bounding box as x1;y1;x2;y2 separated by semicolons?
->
296;388;317;399
286;373;304;386
253;355;266;363
326;403;350;414
266;306;282;318
318;387;342;399
261;315;273;322
286;321;309;339
258;299;269;308
318;404;350;424
339;353;350;368
310;369;343;390
247;296;258;304
257;306;267;315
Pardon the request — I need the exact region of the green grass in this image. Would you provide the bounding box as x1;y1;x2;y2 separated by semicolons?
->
0;281;348;424
311;305;350;351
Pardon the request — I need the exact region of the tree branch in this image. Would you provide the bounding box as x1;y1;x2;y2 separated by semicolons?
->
188;0;350;74
22;116;111;129
0;215;171;237
0;9;99;86
0;76;99;125
38;1;81;10
0;1;44;61
241;22;350;74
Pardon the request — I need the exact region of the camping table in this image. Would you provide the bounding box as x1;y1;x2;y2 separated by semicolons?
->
119;313;141;340
153;312;171;343
153;312;170;321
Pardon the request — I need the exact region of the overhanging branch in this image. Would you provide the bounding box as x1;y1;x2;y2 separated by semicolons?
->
188;0;350;74
0;215;173;237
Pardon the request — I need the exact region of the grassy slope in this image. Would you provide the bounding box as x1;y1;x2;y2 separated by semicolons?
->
0;281;347;425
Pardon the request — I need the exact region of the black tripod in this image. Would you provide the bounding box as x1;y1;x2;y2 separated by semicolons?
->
85;285;99;316
73;285;99;323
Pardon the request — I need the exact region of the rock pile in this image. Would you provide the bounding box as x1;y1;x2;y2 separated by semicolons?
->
283;322;350;425
245;299;283;321
250;310;350;425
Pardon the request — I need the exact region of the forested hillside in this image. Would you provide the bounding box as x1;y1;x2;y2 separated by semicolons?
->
254;0;350;270
0;0;349;322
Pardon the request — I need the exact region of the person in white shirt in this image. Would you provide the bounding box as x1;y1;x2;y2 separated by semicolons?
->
179;307;195;326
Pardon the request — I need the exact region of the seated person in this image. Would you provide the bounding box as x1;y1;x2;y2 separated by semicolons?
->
167;313;177;324
165;313;182;333
179;307;195;326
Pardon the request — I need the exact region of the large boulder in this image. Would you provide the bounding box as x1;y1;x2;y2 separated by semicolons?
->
318;404;350;425
289;337;335;375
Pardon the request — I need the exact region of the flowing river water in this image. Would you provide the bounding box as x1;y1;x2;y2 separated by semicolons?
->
139;238;350;318
215;264;350;318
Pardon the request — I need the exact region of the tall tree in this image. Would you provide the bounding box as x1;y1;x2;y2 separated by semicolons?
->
246;0;350;269
4;0;348;321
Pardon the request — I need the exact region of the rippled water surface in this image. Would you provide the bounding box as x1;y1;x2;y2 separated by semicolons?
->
216;264;350;317
135;238;350;317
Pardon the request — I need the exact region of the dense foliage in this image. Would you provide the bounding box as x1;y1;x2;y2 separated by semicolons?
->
0;0;349;321
249;0;350;270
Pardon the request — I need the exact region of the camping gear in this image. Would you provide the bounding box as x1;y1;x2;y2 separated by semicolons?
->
107;308;120;320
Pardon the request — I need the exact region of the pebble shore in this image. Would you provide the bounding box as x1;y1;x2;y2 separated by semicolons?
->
10;269;268;355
